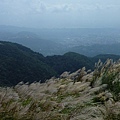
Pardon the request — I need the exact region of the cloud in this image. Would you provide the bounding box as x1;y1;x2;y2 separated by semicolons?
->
0;0;31;15
50;4;73;13
0;0;120;15
0;0;120;28
30;2;47;14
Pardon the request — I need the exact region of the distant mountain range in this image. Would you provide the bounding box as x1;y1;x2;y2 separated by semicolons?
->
0;41;120;86
0;25;120;56
69;43;120;57
0;30;63;55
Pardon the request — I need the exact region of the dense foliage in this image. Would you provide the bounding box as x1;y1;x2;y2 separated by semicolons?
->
0;41;56;86
46;52;94;74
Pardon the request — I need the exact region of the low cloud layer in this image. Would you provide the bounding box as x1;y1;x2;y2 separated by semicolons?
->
0;0;120;28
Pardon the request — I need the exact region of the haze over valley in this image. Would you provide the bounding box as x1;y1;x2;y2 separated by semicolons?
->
0;26;120;56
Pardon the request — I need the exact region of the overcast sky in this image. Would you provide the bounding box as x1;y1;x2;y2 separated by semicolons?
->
0;0;120;28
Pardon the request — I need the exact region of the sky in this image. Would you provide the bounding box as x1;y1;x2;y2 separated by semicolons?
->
0;0;120;28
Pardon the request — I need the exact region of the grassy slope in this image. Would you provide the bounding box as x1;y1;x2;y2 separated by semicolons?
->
0;59;120;119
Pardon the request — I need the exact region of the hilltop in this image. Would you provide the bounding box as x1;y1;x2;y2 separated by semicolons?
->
0;59;120;119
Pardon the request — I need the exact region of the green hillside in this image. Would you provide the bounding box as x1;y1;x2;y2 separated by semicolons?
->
0;41;56;86
46;52;93;74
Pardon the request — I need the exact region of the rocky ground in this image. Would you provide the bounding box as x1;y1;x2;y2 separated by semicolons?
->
0;59;120;120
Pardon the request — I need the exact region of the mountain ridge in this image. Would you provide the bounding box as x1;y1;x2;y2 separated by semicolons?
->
0;41;120;86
